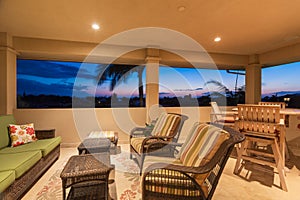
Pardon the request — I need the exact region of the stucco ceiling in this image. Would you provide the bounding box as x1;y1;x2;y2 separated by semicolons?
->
1;0;300;55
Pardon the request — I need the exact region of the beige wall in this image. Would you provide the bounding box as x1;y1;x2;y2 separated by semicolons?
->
14;108;148;146
13;104;300;147
13;107;212;146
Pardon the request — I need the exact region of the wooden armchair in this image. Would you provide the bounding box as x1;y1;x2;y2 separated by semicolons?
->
130;113;188;174
210;102;235;126
142;123;244;200
258;101;286;108
234;104;288;191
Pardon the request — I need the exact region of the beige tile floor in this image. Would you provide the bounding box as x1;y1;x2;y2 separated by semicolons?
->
23;145;300;200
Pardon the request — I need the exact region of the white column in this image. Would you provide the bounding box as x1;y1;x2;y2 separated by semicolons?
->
145;48;160;123
245;64;262;104
0;32;18;114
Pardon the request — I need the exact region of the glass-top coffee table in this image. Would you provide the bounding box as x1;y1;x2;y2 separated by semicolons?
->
77;138;111;154
60;152;114;200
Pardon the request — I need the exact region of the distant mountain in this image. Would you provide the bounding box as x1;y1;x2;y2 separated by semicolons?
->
262;90;300;98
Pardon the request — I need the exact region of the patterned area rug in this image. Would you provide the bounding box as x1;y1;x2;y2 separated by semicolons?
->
35;151;141;200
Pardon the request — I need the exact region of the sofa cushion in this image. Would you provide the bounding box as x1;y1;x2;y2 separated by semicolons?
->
0;115;16;149
0;151;42;178
0;170;15;193
0;137;61;157
9;123;37;147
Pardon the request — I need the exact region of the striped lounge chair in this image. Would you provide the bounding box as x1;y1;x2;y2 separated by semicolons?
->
130;112;187;174
142;123;244;200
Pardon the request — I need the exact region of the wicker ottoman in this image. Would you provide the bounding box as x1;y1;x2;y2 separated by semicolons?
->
60;153;113;200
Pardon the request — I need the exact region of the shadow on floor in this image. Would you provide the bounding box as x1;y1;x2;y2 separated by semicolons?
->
286;146;300;170
230;145;299;190
231;144;300;170
235;161;278;187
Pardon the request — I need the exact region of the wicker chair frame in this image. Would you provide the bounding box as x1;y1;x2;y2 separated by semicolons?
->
142;124;245;200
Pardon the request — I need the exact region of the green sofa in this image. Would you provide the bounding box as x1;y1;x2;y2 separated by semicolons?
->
0;115;61;200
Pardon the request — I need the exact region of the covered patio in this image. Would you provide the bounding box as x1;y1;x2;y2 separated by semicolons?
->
0;1;300;198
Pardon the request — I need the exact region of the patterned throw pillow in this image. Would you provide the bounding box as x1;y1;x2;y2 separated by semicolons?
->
9;123;37;147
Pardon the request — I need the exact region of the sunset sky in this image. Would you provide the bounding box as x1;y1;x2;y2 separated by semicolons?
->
17;59;300;98
262;62;300;96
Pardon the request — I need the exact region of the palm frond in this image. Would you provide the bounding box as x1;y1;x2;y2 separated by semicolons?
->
204;80;228;92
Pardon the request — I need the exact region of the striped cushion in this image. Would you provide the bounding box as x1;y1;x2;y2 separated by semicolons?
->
176;122;201;159
151;113;181;137
179;123;229;167
150;113;167;136
130;137;146;153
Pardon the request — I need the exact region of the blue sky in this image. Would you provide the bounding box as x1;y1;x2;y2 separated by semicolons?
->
262;62;300;95
17;59;300;98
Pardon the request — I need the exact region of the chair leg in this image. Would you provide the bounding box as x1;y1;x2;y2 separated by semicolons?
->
234;141;247;174
271;142;288;192
285;139;290;161
139;154;145;175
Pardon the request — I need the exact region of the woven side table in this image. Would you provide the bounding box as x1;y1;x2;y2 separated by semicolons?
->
60;153;113;200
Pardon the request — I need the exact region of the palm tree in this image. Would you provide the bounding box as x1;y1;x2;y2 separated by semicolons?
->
97;64;145;107
204;80;245;105
204;80;231;96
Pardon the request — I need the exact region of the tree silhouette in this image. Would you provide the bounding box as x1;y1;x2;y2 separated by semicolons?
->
204;80;231;96
97;64;145;106
204;80;245;105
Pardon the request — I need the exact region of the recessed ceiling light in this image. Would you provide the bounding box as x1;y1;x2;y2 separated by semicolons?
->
214;36;221;42
91;23;100;30
177;6;186;12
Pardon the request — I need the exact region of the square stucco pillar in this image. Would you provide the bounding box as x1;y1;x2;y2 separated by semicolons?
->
0;32;17;115
145;55;160;123
245;64;261;104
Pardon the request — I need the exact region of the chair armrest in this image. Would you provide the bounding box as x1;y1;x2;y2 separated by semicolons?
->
147;141;183;157
167;142;183;147
130;127;152;138
35;129;56;139
142;135;173;144
145;162;209;175
141;136;178;155
146;141;183;148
